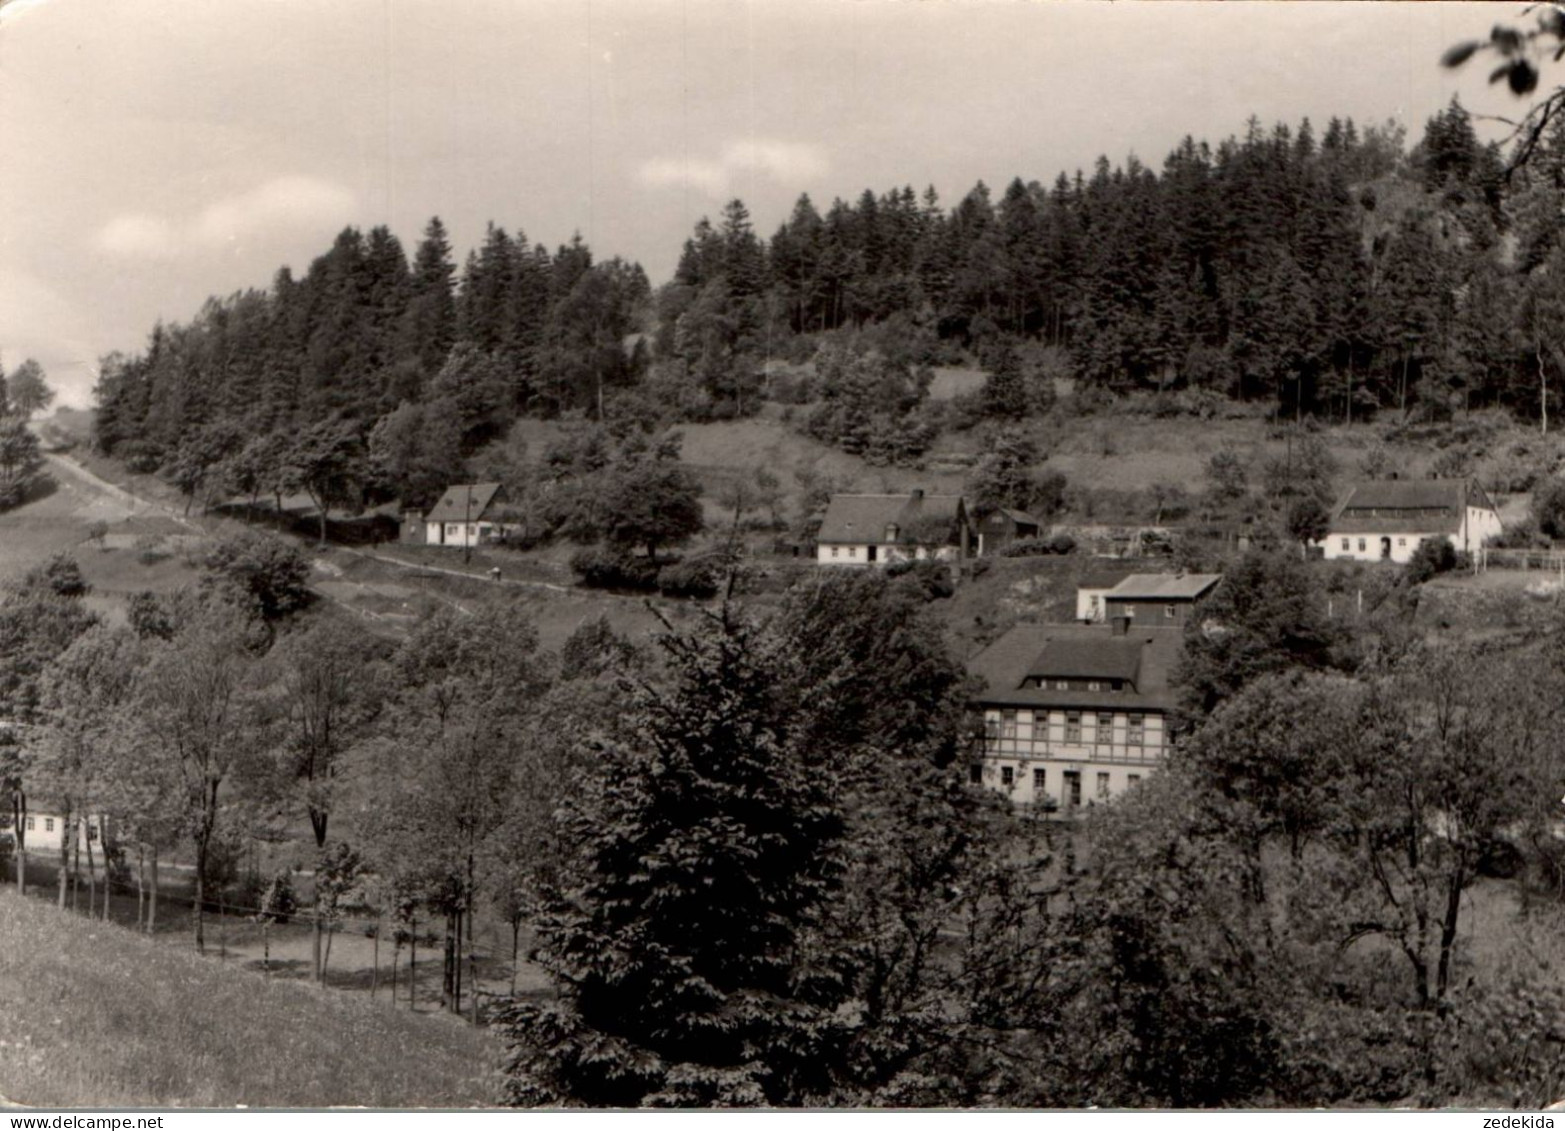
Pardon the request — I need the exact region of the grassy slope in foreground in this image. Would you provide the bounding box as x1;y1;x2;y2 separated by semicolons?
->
0;891;498;1108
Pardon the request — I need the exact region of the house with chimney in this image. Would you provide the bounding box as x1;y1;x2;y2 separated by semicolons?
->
1322;478;1502;564
966;614;1183;811
815;489;974;566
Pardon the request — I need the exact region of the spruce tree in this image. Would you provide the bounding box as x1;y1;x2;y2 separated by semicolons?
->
499;608;845;1107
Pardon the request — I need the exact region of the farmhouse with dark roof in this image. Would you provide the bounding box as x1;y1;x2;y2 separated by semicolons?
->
1322;478;1501;564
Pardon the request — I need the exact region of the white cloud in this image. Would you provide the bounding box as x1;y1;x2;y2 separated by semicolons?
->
637;140;829;197
93;175;357;259
97;214;178;259
191;175;357;248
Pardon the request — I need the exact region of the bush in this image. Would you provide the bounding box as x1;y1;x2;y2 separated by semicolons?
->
656;558;721;599
570;548;661;591
1404;537;1458;585
201;532;312;622
1001;532;1076;558
1489;517;1550;549
885;557;956;600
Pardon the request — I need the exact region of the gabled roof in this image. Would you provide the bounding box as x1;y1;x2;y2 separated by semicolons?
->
1339;479;1468;510
424;483;504;524
978;507;1041;528
967;623;1184;712
1329;478;1493;536
816;492;967;545
1106;573;1222;601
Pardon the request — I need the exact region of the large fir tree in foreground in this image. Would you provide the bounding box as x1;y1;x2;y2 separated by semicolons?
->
498;607;846;1106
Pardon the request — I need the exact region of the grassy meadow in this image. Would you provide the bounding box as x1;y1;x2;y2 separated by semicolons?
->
0;889;498;1108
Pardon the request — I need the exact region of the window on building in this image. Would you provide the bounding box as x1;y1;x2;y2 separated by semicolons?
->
969;764;982;785
1097;772;1110;800
1033;768;1047;793
446;524;459;539
1086;680;1100;691
26;816;35;831
1398;537;1407;547
1000;766;1014;787
44;818;54;833
831;546;839;559
1358;538;1366;552
1055;680;1068;691
87;821;98;841
849;546;858;558
1341;538;1350;551
1000;709;1017;739
1097;712;1113;744
1063;770;1082;807
1110;680;1122;692
1065;712;1082;742
1088;595;1100;613
1127;774;1141;787
1128;713;1145;745
1164;605;1176;618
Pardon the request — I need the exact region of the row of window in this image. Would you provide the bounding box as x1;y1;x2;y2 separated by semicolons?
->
1028;677;1126;692
21;817;99;838
993;709;1147;745
1340;537;1408;552
974;764;1142;802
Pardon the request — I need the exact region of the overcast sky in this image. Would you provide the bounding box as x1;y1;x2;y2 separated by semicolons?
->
0;0;1530;406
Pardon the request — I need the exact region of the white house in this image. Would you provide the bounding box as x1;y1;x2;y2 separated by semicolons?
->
7;811;111;857
1074;567;1132;622
423;483;511;548
1322;478;1502;564
815;490;973;566
966;617;1183;811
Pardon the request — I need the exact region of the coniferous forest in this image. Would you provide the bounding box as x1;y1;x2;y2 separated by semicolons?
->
88;102;1565;511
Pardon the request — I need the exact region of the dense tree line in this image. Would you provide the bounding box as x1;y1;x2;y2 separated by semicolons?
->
97;102;1565;521
93;220;649;512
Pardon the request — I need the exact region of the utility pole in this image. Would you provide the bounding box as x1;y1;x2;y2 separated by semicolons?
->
463;486;472;567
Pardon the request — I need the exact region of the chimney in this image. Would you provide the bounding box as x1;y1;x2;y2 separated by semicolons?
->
1110;615;1130;637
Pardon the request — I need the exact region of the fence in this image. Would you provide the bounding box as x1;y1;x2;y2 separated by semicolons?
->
1474;547;1565;575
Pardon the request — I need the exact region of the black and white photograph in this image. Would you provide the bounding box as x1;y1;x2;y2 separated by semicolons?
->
4;0;1565;1115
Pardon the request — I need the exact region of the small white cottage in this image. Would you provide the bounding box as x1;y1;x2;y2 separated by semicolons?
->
423;483;510;549
815;490;973;566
